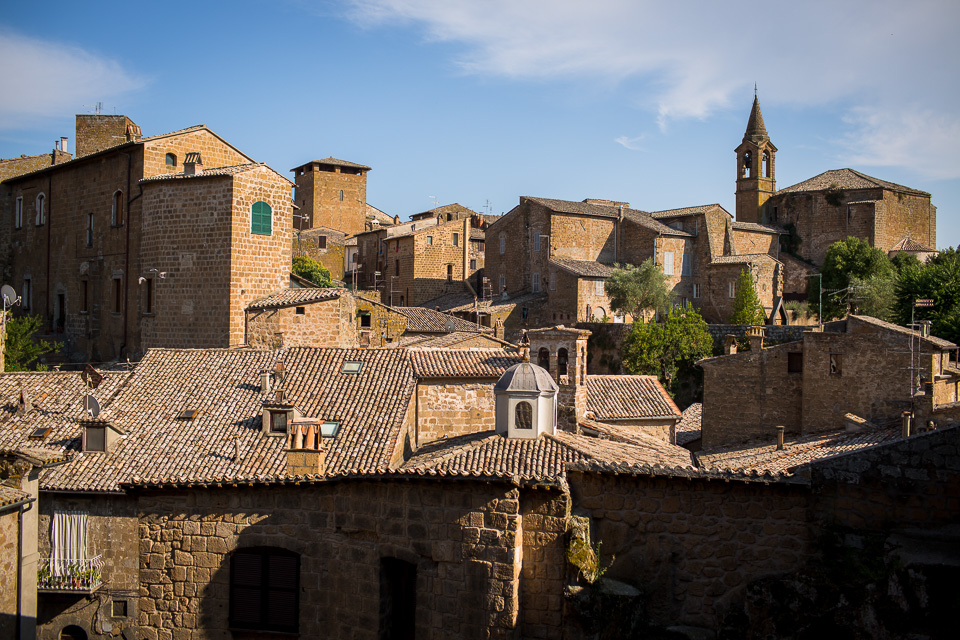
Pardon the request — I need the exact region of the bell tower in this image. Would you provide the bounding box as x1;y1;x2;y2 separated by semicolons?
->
735;95;777;224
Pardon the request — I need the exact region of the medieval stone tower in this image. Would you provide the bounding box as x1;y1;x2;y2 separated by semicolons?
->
735;96;777;224
291;157;370;235
528;326;591;426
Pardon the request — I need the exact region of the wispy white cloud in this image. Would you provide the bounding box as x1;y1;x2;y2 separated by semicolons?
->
0;30;145;128
614;135;645;151
341;0;960;176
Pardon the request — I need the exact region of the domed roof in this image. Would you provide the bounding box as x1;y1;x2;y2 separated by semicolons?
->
494;361;558;394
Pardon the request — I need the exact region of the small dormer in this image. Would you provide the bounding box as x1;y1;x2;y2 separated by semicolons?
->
262;401;297;437
494;360;558;439
81;418;124;453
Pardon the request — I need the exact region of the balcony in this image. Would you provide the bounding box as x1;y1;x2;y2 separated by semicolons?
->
37;556;104;593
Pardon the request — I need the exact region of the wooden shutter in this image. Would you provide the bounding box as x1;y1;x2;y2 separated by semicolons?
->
252;201;272;235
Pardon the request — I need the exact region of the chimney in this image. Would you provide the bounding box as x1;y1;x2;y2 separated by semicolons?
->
494;318;505;341
183;152;203;176
901;411;912;438
60;137;68;153
775;426;785;450
260;371;272;394
285;422;325;476
919;321;931;338
747;325;765;352
724;334;738;355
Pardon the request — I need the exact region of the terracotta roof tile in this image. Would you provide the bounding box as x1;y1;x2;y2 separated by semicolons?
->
394;307;485;333
849;315;956;349
890;237;937;252
732;221;783;234
710;253;781;265
550;259;616;278
676;403;702;446
292;157;371;171
409;349;521;378
586;376;680;419
776;168;929;197
650;204;730;218
0;485;32;510
246;288;345;310
574;420;693;466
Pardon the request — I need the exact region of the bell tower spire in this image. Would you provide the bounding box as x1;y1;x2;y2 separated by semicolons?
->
735;94;777;223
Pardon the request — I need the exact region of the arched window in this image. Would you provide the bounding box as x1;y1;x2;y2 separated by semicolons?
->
515;402;533;429
538;347;550;370
112;190;124;226
557;348;568;377
36;193;46;225
339;189;344;201
165;153;177;167
230;547;299;633
59;626;88;640
251;201;272;235
742;151;752;178
762;150;770;178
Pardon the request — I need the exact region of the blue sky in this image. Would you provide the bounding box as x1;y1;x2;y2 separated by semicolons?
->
2;0;958;248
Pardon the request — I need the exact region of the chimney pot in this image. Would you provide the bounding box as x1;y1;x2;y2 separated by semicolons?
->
775;426;785;450
183;152;203;175
61;137;68;153
724;334;738;355
902;411;912;438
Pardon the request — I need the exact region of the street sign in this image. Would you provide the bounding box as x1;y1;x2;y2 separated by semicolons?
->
915;299;934;308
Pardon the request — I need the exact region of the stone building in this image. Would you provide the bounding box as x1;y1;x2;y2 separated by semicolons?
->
290;157;370;235
355;208;488;307
698;315;959;448
734;97;938;267
0;115;293;363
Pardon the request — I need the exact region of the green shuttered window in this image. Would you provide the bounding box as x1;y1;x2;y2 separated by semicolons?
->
252;201;272;235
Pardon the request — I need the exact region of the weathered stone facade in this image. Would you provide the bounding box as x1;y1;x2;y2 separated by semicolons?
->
291;158;369;235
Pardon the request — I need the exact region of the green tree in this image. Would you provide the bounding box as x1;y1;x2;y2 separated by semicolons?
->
893;247;960;345
292;256;332;287
4;314;61;371
848;274;896;321
621;306;713;400
812;237;895;320
604;259;673;321
728;269;767;325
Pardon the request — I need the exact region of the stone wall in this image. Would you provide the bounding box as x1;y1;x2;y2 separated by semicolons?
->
142;130;251;179
37;494;139;640
246;295;357;349
566;471;813;629
0;506;20;638
293;163;367;235
75;115;138;158
705;323;806;347
0;149;71;182
415;381;497;445
137;479;536;640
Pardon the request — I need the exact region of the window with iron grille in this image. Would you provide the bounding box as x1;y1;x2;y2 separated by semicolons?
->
229;547;299;633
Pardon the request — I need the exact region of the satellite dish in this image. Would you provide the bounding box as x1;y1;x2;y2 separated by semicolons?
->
444;318;456;333
1;284;17;306
84;395;101;418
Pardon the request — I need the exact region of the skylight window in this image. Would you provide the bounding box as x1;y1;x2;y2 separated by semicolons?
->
342;361;363;374
320;421;340;438
29;427;51;440
177;409;198;420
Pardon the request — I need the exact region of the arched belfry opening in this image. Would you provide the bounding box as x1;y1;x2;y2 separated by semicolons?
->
735;95;777;224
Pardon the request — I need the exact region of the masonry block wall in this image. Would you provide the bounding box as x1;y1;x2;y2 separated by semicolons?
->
293;162;367;234
246;297;357;349
137;480;528;639
732;228;778;256
518;489;569;638
75;115;139;157
567;471;813;630
37;495;139;640
0;507;19;638
0;149;71;182
415;381;498;445
141;130;251;179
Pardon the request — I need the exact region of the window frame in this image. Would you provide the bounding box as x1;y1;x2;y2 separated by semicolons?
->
452;232;459;247
787;352;803;374
113;277;123;314
663;251;674;276
86;213;94;247
14;197;23;229
112;190;124;226
499;235;505;255
229;547;300;634
35;193;46;226
165;153;177;167
533;231;541;252
515;401;533;430
693;282;701;299
251;201;272;236
532;272;540;293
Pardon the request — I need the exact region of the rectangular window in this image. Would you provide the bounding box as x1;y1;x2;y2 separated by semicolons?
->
22;277;31;311
499;275;506;293
342;360;364;374
788;352;803;373
112;191;124;226
499;236;505;254
532;272;540;293
86;213;94;247
664;252;674;275
681;297;688;308
478;240;485;253
379;558;416;640
470;259;477;270
295;306;305;315
112;600;128;617
81;280;89;313
15;197;23;229
144;278;153;314
729;281;736;298
447;264;453;282
596;280;604;295
318;236;327;249
85;426;106;452
533;232;541;252
270;411;288;434
550;271;556;291
693;283;701;298
426;236;433;246
395;260;400;276
453;233;459;247
682;253;691;276
359;313;372;328
113;277;123;313
830;353;842;376
230;549;299;634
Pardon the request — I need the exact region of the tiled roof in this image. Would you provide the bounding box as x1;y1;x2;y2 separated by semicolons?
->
620;209;694;236
577;419;693;466
522;196;633;219
586;376;680;419
890;237;936;252
710;253;781;265
399;332;514;350
246;288;345;310
650;204;730;219
19;348;415;492
743;96;770;143
394;307;485;333
293;157;371;171
695;426;902;474
776;169;929;197
732;221;783;234
848;315;956;350
409;349;520;378
676;403;702;446
0;446;72;466
550;259;616;278
420;291;547;314
139;162;283;184
400;429;694;482
0;485;32;511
